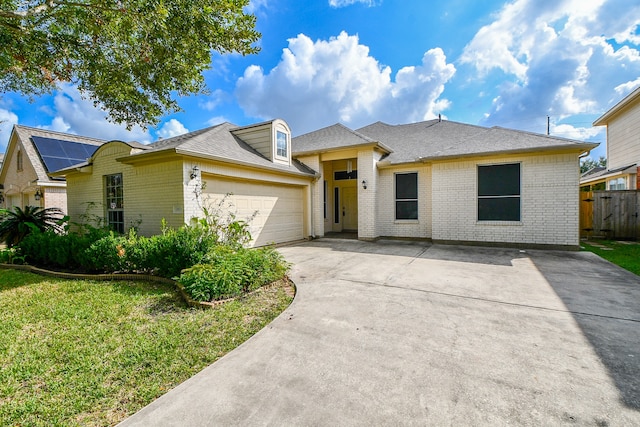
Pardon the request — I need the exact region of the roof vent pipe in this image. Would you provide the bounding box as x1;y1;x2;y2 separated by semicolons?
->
438;114;441;122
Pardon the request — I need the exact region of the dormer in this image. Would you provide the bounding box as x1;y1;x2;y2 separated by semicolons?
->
231;119;292;166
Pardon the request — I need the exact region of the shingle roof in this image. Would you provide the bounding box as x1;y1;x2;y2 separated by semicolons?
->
292;123;390;154
580;164;637;183
130;122;316;177
293;119;598;165
11;125;106;182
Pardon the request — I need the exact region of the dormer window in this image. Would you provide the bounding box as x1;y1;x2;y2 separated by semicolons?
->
276;131;288;158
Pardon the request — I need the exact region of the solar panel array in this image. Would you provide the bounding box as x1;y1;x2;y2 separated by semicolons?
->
31;136;101;173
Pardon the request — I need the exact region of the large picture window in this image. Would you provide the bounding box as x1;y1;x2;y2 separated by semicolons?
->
105;173;124;233
395;172;418;220
276;131;288;158
478;163;520;221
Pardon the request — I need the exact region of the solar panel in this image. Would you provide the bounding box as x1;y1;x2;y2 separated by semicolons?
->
31;136;101;173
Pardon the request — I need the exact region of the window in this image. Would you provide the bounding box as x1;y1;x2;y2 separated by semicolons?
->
16;150;23;171
105;173;124;233
334;170;357;180
478;163;521;221
323;180;328;219
609;177;626;190
395;172;418;220
276;131;287;158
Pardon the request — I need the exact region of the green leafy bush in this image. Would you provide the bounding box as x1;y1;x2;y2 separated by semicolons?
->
0;206;66;247
179;246;290;302
17;227;111;270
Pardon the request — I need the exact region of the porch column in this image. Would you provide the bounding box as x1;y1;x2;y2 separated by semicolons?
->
357;149;380;240
301;155;324;238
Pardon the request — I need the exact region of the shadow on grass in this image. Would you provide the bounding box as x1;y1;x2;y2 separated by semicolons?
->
0;268;53;292
530;250;640;410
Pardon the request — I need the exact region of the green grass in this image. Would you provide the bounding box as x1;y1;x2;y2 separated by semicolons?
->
0;269;293;426
581;240;640;276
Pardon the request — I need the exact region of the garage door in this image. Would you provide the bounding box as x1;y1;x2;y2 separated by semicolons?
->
204;178;305;247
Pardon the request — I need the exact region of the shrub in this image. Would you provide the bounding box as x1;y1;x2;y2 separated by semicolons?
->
0;206;66;247
179;246;290;302
17;227;111;270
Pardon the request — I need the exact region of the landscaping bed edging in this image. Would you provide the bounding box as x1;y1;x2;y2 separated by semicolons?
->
0;263;295;309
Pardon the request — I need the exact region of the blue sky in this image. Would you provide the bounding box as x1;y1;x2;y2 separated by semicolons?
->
2;0;640;161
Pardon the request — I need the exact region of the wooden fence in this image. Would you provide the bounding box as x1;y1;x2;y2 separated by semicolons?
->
580;190;640;239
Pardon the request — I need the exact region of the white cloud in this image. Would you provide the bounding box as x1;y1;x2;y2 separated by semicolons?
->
199;89;229;111
552;123;603;140
235;32;455;134
156;119;189;139
614;78;640;95
460;0;640;132
206;116;228;127
328;0;378;7
43;84;151;143
0;108;19;152
245;0;267;14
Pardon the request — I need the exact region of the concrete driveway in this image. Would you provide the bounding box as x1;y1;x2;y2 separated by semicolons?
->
120;239;640;426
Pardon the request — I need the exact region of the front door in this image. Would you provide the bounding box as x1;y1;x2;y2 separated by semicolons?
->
342;187;358;231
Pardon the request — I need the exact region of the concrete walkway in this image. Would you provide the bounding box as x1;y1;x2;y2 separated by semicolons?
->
119;239;640;426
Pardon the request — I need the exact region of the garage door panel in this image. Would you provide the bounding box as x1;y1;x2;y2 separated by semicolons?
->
204;179;304;246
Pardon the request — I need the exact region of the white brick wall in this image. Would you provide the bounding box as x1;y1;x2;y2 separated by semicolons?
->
67;143;185;236
357;150;379;239
43;187;67;214
431;153;580;247
376;164;431;238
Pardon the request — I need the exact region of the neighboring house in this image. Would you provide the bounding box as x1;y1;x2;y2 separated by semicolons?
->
0;125;106;212
580;86;640;191
54;117;596;249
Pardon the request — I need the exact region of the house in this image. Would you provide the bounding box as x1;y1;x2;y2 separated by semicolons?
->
53;117;596;249
295;119;596;249
580;86;640;191
0;125;106;212
53;120;317;246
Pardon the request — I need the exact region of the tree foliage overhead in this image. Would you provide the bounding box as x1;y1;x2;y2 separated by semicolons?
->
580;155;606;174
0;0;260;127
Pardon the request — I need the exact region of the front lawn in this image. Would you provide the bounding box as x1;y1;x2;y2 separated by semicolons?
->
580;240;640;276
0;269;293;426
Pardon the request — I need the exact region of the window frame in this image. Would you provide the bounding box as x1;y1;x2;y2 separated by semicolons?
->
477;162;521;222
276;131;288;158
105;173;124;234
16;150;23;171
608;177;626;190
395;172;418;221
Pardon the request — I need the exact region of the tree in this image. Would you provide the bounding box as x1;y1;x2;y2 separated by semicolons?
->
580;155;606;174
0;206;65;247
0;1;259;127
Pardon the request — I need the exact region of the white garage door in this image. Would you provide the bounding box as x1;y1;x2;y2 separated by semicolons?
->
204;178;305;247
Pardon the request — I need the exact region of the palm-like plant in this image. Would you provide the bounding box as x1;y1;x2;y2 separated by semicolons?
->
0;206;65;247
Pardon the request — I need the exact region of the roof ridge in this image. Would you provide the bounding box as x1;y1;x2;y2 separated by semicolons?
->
334;123;377;143
14;124;106;143
490;125;587;144
148;122;232;149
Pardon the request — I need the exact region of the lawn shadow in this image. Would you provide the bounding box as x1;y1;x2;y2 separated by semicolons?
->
109;280;189;313
0;267;55;292
530;250;640;410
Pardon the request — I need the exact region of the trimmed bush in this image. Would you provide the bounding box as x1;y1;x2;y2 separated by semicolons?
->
179;246;290;302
